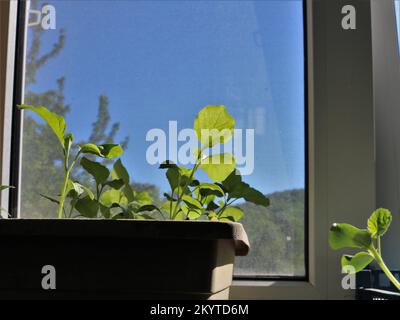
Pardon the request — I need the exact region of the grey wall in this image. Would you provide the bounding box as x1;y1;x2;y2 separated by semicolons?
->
312;0;376;297
372;0;400;269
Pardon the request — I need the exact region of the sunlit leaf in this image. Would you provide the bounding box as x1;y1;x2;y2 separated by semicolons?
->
367;208;392;238
194;105;235;148
200;153;235;182
19;105;66;147
329;223;372;250
341;252;374;273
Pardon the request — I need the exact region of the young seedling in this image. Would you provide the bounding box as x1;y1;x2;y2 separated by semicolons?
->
329;208;400;290
19;105;123;218
158;105;269;221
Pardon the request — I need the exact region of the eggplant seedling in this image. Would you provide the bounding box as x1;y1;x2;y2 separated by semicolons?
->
19;105;123;219
329;208;400;290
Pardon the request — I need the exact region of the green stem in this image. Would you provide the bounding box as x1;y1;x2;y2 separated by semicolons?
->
58;165;73;219
377;236;381;255
370;246;400;290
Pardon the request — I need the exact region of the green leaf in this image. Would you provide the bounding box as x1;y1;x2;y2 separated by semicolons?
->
219;207;244;222
242;186;269;207
64;133;74;152
200;153;236;182
80;143;123;158
40;194;60;204
80;157;110;185
111;159;130;184
166;167;180;191
134;191;153;206
66;180;94;200
100;189;125;207
19;105;66;147
341;252;374;273
367;208;392;238
329;223;372;250
181;204;201;220
75;196;99;218
136;204;161;213
0;185;14;191
103;179;124;190
194;105;235;148
158;160;178;169
221;171;269;206
198;183;224;197
182;194;203;210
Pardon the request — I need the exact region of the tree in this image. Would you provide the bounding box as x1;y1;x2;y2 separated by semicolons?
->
20;0;130;218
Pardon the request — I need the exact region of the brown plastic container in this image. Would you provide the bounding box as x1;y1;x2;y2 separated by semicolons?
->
0;219;249;299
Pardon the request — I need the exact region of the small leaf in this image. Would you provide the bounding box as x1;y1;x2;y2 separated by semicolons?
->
242;186;269;207
181;204;201;220
40;194;60;204
194;105;235;148
341;252;374;273
64;133;74;152
111;159;130;184
136;205;161;213
75;196;99;218
100;189;125;207
80;143;123;158
0;185;14;191
367;208;392;238
19;105;66;147
159;160;178;169
200;153;236;182
198;183;224;197
80;157;110;186
134;191;153;206
329;223;372;250
103;179;124;190
182;194;203;210
219;206;244;222
67;180;94;200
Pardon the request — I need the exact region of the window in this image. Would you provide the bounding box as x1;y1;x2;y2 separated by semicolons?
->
15;0;306;278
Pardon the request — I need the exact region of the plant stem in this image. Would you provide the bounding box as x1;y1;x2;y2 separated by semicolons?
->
370;246;400;290
377;236;381;255
58;161;75;219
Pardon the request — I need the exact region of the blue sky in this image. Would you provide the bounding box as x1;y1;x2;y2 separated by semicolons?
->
26;0;305;195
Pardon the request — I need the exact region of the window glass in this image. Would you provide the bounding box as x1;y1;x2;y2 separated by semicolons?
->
396;1;400;52
21;0;305;277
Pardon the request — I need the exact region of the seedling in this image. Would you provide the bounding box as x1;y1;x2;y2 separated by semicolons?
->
156;105;270;221
329;208;400;290
19;105;123;218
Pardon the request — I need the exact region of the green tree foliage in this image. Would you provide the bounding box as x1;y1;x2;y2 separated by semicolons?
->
235;189;305;276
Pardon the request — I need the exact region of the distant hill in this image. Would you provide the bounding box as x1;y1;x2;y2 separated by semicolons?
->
235;189;305;277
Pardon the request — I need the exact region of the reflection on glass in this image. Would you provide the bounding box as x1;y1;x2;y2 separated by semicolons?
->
22;0;305;276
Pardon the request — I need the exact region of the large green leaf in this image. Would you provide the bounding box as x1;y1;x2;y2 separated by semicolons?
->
80;157;110;185
181;204;202;220
219;206;244;222
367;208;392;238
200;153;236;182
329;223;372;250
19;105;66;147
194;105;235;148
134;191;153;206
80;143;123;158
341;252;374;273
75;196;99;218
